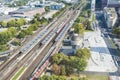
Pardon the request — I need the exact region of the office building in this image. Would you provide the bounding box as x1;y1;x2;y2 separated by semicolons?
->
104;7;118;28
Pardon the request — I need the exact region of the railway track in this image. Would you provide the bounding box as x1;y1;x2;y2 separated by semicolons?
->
0;7;72;80
0;6;70;73
19;3;85;79
30;1;87;79
0;2;86;79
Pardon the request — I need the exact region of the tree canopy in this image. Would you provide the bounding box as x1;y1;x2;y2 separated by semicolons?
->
51;48;91;75
74;23;85;34
76;48;91;60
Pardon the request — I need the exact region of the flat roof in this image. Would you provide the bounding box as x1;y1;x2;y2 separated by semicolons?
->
10;7;43;13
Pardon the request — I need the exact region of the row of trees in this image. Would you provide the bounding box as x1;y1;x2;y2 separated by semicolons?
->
0;4;67;51
0;27;17;45
0;18;26;28
73;13;92;34
52;6;67;18
18;22;39;38
51;48;91;76
0;27;17;51
73;2;92;34
0;45;9;52
31;14;48;25
39;75;88;80
18;14;48;39
80;2;91;18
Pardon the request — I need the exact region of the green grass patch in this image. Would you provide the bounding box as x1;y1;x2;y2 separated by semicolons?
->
84;30;93;32
91;13;96;21
12;66;26;80
86;74;109;80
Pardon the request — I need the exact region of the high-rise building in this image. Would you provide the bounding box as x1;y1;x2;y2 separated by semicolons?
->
104;7;118;28
101;0;107;9
101;0;120;9
107;0;120;7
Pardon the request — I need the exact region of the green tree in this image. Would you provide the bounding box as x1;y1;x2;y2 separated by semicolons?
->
7;19;16;27
0;21;6;27
34;13;41;21
45;6;50;13
57;76;66;80
0;45;9;51
71;77;78;80
12;39;20;46
39;75;51;80
60;65;66;75
18;30;26;38
39;75;67;80
76;48;91;60
73;58;87;73
52;53;68;64
74;23;85;34
65;65;74;76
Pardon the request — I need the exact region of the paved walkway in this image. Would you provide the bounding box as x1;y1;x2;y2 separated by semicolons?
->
84;30;117;72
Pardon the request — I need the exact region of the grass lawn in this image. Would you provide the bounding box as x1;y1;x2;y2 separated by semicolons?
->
86;74;109;80
12;66;26;80
84;30;93;32
91;13;96;22
66;74;109;80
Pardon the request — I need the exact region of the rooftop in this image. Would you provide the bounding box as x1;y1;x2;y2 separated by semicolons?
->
104;7;117;19
108;0;120;4
10;7;43;13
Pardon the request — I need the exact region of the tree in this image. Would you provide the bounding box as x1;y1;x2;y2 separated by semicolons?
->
7;19;16;27
87;10;91;17
57;76;66;80
45;6;50;13
71;77;78;80
0;27;17;45
40;17;48;25
7;18;26;28
65;65;74;76
18;30;26;38
75;17;84;23
12;39;20;46
0;21;6;27
73;58;87;73
8;27;17;37
39;75;51;80
39;75;67;80
52;53;68;64
76;48;91;60
0;45;9;51
34;13;41;21
60;65;66;75
83;19;92;30
52;63;60;75
74;23;85;34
